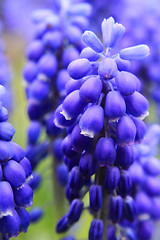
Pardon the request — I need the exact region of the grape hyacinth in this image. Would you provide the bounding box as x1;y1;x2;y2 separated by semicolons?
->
54;17;150;239
0;83;33;238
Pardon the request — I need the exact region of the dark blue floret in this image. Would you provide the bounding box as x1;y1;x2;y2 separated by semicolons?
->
89;219;103;240
89;185;102;212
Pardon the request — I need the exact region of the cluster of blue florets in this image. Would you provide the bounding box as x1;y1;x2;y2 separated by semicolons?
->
53;17;154;240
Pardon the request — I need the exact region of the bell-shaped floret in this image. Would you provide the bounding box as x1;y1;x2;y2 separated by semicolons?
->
29;207;43;223
26;39;44;61
0;122;15;141
56;215;69;233
43;30;63;50
65;78;85;95
80;47;100;61
95;137;116;166
0;181;14;218
71;125;92;152
37;53;57;78
65;25;82;45
89;219;103;240
120;44;150;61
135;192;152;215
143;177;160;196
82;31;104;53
56;164;68;187
125;91;149;119
61;90;87;120
67;2;92;16
109;23;125;48
68;166;84;193
131;116;146;142
117;170;132;197
79;76;102;103
67;199;83;224
104;166;120;193
116;116;136;145
23;61;37;83
0;107;8;122
16;208;30;233
14;183;33;208
62;134;80;159
10;142;25;162
108;195;123;223
62;47;79;68
116;145;134;169
27;172;41;190
105;91;126;121
79;153;97;177
67;58;91;79
29;79;50;102
89;185;102;212
98;58;118;80
137;220;153;240
115;71;137;96
143;156;160;176
1;210;20;238
20;157;32;178
56;69;71;96
123;196;136;222
0;140;14;163
114;56;130;72
79;105;104;138
27;121;42;145
3;160;26;188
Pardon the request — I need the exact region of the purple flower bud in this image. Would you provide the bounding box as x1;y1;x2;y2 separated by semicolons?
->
56;69;71;96
82;31;104;53
137;220;153;240
29;79;50;102
62;47;79;68
0;181;14;218
19;157;32;178
29;207;43;223
135;192;152;215
143;177;160;196
14;183;33;208
125;91;149;119
23;61;37;83
70;16;89;31
69;166;84;193
120;44;150;60
123;196;136;222
89;185;102;212
108;195;123;223
117;170;132;197
79;105;104;138
61;90;87;120
98;58;118;80
43;30;63;49
143;156;160;176
46;113;61;137
95;137;116;166
27;121;41;145
57;164;68;186
53;138;63;162
26;40;44;61
109;23;125;48
114;56;130;72
1;210;20;238
116;116;136;145
0;140;14;163
80;47;100;61
27;172;41;190
104;166;120;193
0;107;8;122
16;208;30;232
67;3;92;17
56;215;69;233
54;104;76;128
89;219;103;240
65;186;80;203
67;199;83;224
116;145;134;169
71;125;92;152
130;116;146;142
79;153;97;177
67;58;91;79
101;17;115;48
65;78;84;95
37;53;57;78
0;122;15;141
3;160;26;188
62;134;80;159
10;142;25;162
115;71;137;96
129;162;145;184
105;91;126;121
65;25;82;44
79;76;102;103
